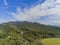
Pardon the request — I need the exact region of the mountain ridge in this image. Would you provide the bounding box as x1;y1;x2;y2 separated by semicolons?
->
0;21;60;45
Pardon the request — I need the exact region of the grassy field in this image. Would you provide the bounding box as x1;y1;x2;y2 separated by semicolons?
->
42;38;60;45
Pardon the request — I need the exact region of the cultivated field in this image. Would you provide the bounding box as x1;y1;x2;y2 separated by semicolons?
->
42;38;60;45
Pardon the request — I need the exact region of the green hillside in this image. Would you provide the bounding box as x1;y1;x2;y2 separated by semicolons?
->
0;21;60;45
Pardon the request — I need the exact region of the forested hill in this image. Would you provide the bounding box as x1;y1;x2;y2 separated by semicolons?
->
0;21;60;38
0;21;60;45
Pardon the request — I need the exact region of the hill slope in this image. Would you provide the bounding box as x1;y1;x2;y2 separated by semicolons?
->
0;21;60;45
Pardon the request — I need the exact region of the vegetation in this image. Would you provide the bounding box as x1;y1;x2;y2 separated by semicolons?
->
42;38;60;45
0;21;60;45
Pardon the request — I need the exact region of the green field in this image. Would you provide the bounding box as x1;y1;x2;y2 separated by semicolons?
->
42;38;60;45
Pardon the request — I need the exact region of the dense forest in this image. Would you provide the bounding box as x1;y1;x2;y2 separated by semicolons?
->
0;21;60;45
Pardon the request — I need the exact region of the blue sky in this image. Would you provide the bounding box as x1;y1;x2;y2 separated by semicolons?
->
0;0;60;26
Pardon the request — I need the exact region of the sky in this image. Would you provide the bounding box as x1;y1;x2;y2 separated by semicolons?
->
0;0;60;26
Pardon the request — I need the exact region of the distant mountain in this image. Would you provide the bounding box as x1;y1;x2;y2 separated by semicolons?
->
0;21;60;45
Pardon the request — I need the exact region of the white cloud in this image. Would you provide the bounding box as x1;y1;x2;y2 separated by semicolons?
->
4;0;8;6
11;0;60;25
